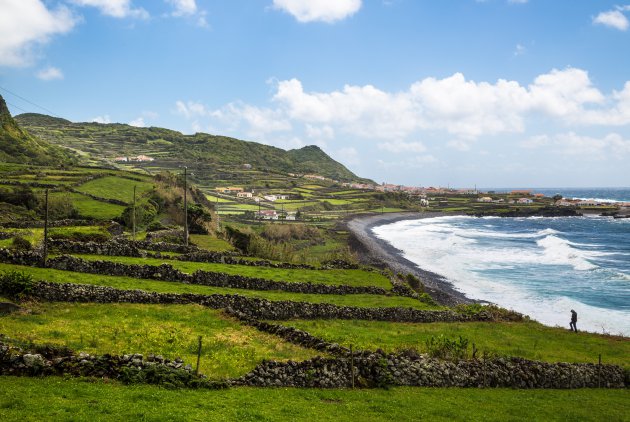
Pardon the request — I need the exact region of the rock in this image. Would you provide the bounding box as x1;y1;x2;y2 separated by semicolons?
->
23;353;45;368
0;302;21;314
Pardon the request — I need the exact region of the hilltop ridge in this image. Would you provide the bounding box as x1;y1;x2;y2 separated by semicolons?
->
16;113;367;182
0;96;75;166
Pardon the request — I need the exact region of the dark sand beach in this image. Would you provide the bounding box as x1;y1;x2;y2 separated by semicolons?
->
346;212;474;306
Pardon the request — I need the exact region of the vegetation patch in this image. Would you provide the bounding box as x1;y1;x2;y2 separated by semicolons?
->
280;319;630;368
0;302;318;379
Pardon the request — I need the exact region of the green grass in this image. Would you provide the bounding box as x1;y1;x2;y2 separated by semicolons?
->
0;263;435;310
63;192;125;220
76;176;154;204
0;226;109;247
204;194;235;203
281;320;630;368
0;378;628;421
188;234;234;252
70;254;392;289
0;302;318;379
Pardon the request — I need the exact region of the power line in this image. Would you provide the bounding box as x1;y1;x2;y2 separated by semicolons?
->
0;85;61;118
5;101;29;114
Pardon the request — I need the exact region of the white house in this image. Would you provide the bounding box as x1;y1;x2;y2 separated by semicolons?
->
477;197;493;203
263;195;277;202
517;198;533;204
237;192;253;198
256;210;278;220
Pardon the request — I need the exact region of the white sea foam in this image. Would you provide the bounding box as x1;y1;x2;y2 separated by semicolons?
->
536;235;598;271
372;216;630;336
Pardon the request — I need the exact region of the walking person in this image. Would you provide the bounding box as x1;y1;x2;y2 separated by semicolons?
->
569;309;578;332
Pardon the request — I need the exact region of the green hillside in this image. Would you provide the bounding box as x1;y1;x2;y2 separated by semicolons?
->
0;97;75;166
15;113;363;182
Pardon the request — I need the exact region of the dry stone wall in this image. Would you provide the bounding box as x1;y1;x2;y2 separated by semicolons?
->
23;280;484;323
0;249;391;296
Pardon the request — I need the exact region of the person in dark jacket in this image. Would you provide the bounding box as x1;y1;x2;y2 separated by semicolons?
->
570;309;578;332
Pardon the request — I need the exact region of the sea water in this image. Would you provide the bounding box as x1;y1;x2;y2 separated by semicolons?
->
372;189;630;336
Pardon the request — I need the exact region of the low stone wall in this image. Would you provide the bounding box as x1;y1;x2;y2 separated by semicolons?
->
235;352;626;389
0;249;391;297
0;220;97;229
25;281;488;323
0;340;225;389
68;187;128;206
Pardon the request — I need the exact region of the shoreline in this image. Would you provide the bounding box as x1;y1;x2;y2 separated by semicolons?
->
346;212;475;306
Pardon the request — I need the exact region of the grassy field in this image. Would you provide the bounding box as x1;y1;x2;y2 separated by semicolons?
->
0;263;435;309
75;176;154;204
188;234;234;252
68;254;393;289
282;319;630;368
0;378;627;421
63;192;126;220
0;302;318;379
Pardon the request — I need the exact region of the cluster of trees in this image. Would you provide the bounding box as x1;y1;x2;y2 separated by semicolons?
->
0;186;78;220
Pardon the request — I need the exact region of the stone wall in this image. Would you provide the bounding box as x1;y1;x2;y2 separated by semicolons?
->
25;280;489;323
0;339;225;389
0;249;392;297
235;352;626;389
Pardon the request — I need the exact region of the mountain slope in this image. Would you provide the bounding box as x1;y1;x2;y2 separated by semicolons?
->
16;113;364;181
0;96;75;166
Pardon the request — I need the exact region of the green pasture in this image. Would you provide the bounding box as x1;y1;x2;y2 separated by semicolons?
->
0;263;435;310
61;192;125;220
76;176;154;203
0;302;317;379
69;254;392;289
282;319;630;368
0;378;627;422
188;234;234;252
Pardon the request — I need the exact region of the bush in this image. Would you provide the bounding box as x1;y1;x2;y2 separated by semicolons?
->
455;304;525;322
11;236;32;251
425;335;469;361
0;270;36;299
261;223;321;242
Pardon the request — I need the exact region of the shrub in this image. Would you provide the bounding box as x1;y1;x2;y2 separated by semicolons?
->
0;270;36;299
11;236;32;251
425;335;469;361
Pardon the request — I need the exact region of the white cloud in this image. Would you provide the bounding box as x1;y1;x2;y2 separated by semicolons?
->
272;0;362;23
175;68;630;160
166;0;197;16
36;66;64;80
129;117;145;127
336;147;360;166
513;44;526;56
175;100;209;119
306;124;335;139
508;0;528;4
91;115;111;124
0;0;77;67
593;7;629;31
521;132;630;157
377;140;426;153
70;0;149;19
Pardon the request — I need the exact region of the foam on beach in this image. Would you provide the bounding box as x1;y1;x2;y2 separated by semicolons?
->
373;216;630;336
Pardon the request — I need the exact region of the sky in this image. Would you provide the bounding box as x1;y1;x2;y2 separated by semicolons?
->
1;0;630;188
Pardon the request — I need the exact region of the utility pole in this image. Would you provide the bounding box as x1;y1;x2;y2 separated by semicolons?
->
183;166;188;246
132;185;136;240
43;189;49;267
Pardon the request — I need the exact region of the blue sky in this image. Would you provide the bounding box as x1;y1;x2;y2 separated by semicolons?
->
1;0;630;187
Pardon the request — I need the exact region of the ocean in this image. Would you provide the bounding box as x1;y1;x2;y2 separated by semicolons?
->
372;188;630;336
